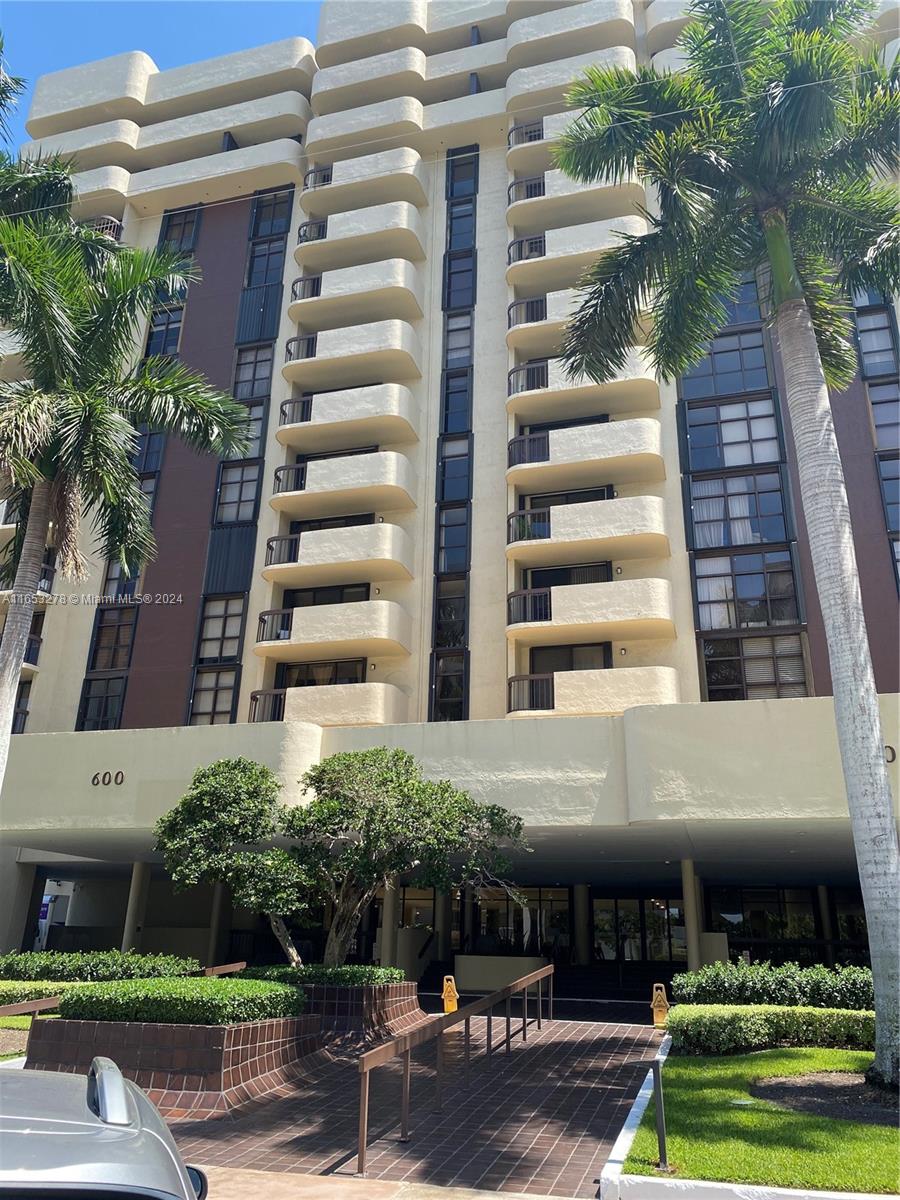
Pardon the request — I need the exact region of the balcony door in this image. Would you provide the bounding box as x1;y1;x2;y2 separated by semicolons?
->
529;643;612;674
525;563;611;589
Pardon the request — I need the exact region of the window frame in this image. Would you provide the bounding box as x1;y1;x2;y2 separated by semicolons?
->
692;546;803;633
76;673;128;732
158;206;201;254
213;459;262;526
87;605;138;674
188;664;240;726
699;631;810;701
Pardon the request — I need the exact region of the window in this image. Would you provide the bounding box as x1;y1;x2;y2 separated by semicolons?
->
139;474;158;513
434;578;467;648
856;307;898;378
77;675;126;731
103;559;139;599
12;680;30;734
708;886;817;945
246;238;285;287
276;659;366;687
291;513;374;534
681;329;769;399
89;607;136;672
702;633;807;700
438;436;471;502
159;208;200;254
447;198;475;250
133;427;164;474
686;394;780;470
437;505;469;573
869;379;900;451
527;486;612;509
524;414;609;435
197;596;244;664
239;402;266;458
431;651;466;720
251;190;292;239
446;147;478;198
531;643;611;673
695;549;799;630
526;563;611;588
145;306;183;357
233;345;273;401
443;250;475;309
189;667;237;725
444;312;473;368
878;454;899;533
215;461;260;524
285;583;369;608
722;276;762;326
690;471;787;548
442;370;472;433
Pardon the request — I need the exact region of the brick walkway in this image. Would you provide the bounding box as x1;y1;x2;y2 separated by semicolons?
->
172;1018;661;1198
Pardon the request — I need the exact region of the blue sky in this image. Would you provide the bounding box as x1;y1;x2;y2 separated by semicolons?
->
3;1;323;148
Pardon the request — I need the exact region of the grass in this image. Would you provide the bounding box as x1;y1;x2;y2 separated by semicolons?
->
625;1048;899;1194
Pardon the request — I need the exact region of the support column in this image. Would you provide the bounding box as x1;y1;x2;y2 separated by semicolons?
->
121;862;151;953
462;886;475;952
681;858;701;972
380;879;399;968
434;891;452;961
573;885;591;966
206;881;226;967
0;847;37;952
817;885;835;966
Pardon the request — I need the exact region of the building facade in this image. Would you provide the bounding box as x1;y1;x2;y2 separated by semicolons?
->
1;0;897;992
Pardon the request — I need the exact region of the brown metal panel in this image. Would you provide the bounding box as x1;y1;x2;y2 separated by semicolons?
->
121;197;252;728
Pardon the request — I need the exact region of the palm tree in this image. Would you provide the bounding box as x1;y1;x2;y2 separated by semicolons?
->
555;0;899;1086
0;220;249;792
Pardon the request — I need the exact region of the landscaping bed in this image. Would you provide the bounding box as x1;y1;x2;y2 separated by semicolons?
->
0;950;200;981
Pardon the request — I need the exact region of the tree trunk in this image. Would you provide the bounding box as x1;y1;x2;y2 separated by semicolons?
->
323;881;369;967
267;913;303;966
0;478;50;794
774;297;899;1087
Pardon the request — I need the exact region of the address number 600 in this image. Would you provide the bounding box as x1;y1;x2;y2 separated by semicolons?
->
91;771;125;786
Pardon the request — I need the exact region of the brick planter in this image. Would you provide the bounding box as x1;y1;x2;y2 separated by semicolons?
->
303;981;425;1037
25;1013;322;1119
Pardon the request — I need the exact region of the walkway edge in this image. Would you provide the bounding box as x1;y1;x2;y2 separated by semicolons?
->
615;1180;892;1200
600;1033;671;1200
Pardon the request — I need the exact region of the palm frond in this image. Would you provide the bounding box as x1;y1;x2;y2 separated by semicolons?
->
772;0;877;38
680;0;772;100
0;153;74;221
89;475;156;576
791;249;858;390
0;379;56;485
0;34;25;146
820;54;900;177
790;177;900;294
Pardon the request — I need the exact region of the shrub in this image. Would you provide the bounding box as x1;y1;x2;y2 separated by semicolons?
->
667;1004;875;1055
244;963;406;986
0;950;200;983
671;960;873;1010
58;977;305;1025
0;979;75;1005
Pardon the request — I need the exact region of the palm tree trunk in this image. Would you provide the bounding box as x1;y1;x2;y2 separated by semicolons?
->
0;478;50;794
774;297;899;1087
267;913;303;966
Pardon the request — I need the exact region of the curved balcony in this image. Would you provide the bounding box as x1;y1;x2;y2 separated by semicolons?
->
277;383;418;453
506;418;664;489
506;578;675;645
507;664;680;717
507;168;645;232
506;495;669;567
270;450;417;519
506;1;636;71
645;0;691;54
304;95;424;160
506;215;648;292
294;201;426;272
506;350;659;421
254;599;412;662
506;47;637;113
506;288;577;356
263;522;414;588
506;111;573;173
250;681;408;726
287;259;424;330
283;319;422;391
300;147;428;216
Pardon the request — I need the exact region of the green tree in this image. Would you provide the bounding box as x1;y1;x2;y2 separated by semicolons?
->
155;758;318;966
555;0;899;1085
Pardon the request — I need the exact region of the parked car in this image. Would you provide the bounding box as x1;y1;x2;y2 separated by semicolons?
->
0;1056;207;1199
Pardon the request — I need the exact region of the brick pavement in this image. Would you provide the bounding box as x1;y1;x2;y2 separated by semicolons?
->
173;1018;660;1198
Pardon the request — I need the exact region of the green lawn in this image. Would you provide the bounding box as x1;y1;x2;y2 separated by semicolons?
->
625;1048;899;1194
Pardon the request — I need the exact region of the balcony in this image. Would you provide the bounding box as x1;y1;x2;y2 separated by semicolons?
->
263;522;414;588
507;168;644;232
249;681;408;726
506;215;648;292
506;495;669;566
506;288;578;356
506;351;659;421
506;46;637;113
254;599;412;662
506;578;675;645
506;111;573;173
277;383;418;453
506;418;664;489
300;147;428;216
645;0;690;55
507;665;680;716
270;450;417;519
506;1;636;71
304;95;425;160
287;259;424;330
294;201;427;272
283;320;422;390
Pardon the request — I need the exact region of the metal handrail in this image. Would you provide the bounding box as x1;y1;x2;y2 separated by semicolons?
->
507;296;548;328
507;360;549;395
507;508;551;544
507;673;555;712
257;608;294;642
265;534;302;566
507;431;550;467
507;175;546;204
285;335;318;362
304;166;333;188
507;234;546;265
273;464;307;494
508;119;544;147
291;275;322;301
249;689;286;722
298;218;327;244
280;397;313;425
356;963;554;1176
82;215;123;241
507;588;552;625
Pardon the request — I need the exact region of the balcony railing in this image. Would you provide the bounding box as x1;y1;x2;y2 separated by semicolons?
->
82;214;122;241
507;175;546;204
507;431;550;468
265;534;302;566
298;219;328;244
285;335;318;362
508;296;548;328
249;689;286;722
304;165;333;188
508;119;544;147
257;608;293;642
23;634;41;666
507;508;551;543
508;673;554;712
507;588;552;625
291;275;323;301
279;397;313;425
508;235;546;265
508;360;549;395
273;464;308;494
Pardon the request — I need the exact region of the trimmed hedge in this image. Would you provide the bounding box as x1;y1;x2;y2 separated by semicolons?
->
244;964;406;986
0;951;200;983
0;979;76;1005
668;1004;875;1055
671;960;873;1010
58;977;306;1025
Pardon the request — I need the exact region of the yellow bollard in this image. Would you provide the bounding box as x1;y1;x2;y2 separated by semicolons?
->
442;974;459;1013
650;982;670;1028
